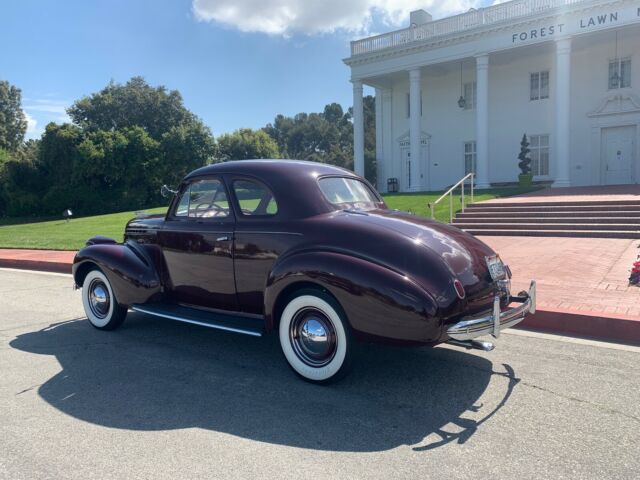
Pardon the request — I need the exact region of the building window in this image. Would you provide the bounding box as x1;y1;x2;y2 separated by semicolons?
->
608;58;631;89
530;71;549;100
463;141;476;175
529;134;550;176
406;92;423;117
463;82;476;110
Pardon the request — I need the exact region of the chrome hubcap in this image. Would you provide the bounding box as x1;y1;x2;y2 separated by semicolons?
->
290;308;337;367
88;279;110;319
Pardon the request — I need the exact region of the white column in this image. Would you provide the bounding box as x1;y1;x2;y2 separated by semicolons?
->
381;89;393;192
475;54;490;189
553;38;572;187
374;88;383;190
409;68;422;192
352;80;365;177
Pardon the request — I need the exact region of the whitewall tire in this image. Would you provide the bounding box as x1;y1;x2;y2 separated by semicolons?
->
82;269;127;330
279;290;352;384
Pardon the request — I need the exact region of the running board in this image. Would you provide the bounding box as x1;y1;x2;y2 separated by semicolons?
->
130;303;265;337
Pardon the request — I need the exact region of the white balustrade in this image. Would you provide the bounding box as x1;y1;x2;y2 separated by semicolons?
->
350;0;586;56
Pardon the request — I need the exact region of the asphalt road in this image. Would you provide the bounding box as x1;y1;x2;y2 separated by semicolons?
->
1;268;639;480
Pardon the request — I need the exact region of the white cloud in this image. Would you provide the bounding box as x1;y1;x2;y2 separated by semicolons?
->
24;111;38;135
192;0;482;36
24;98;71;125
22;98;72;139
23;98;69;115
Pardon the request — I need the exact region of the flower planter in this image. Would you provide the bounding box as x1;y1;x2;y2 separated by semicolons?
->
518;173;533;187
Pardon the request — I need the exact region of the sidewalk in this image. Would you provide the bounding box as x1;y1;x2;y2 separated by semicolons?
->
1;242;639;344
479;236;640;344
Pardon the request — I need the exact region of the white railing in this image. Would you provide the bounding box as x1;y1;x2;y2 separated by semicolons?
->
351;0;586;56
429;173;475;223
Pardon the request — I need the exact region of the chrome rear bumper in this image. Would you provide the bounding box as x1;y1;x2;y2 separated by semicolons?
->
447;280;536;341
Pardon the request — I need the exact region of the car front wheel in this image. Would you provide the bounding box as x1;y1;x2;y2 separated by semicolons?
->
81;268;127;330
279;290;352;384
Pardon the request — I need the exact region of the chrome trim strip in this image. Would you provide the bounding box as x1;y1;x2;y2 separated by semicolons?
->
447;280;536;341
235;231;304;236
159;230;302;236
130;306;263;337
492;295;501;339
176;302;265;320
160;230;234;235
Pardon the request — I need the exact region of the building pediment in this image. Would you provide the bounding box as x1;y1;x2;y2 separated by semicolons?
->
396;131;431;147
587;93;640;117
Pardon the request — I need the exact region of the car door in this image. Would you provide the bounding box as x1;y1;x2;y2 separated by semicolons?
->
158;176;238;312
229;176;296;315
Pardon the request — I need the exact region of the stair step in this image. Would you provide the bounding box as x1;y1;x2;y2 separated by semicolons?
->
461;229;640;239
455;196;640;238
452;217;640;224
456;210;640;218
454;223;640;231
466;205;640;213
467;200;640;208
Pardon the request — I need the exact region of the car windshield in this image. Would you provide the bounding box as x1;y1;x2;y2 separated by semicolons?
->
318;177;381;210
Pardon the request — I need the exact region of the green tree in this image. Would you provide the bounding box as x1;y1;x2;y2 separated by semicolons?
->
0;145;44;217
0;148;11;215
263;105;351;166
217;128;280;161
67;77;199;140
518;134;531;175
1;77;219;217
0;80;28;151
262;95;377;185
15;139;40;164
157;122;217;187
362;95;376;184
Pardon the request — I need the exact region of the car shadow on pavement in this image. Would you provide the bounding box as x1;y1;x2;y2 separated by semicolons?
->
9;313;519;452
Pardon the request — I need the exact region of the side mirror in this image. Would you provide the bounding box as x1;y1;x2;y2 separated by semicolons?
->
161;184;177;198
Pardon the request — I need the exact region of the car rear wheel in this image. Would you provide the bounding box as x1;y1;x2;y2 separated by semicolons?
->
278;289;352;384
82;269;127;330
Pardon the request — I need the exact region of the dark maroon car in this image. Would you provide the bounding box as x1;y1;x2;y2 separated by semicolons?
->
73;160;535;383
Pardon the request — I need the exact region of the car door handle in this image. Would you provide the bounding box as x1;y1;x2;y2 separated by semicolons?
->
216;236;230;242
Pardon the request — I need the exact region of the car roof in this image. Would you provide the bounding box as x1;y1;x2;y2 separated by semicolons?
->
185;159;356;180
183;159;365;219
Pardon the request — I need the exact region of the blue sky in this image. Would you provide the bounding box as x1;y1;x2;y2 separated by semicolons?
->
2;0;491;139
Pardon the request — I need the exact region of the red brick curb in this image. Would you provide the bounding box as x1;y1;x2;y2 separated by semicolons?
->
0;249;75;275
0;257;72;274
518;308;640;346
1;250;638;345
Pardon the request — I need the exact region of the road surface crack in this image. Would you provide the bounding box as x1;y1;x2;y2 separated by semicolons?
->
519;380;640;423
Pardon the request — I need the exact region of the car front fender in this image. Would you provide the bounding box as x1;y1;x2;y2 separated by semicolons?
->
265;251;442;345
72;241;162;307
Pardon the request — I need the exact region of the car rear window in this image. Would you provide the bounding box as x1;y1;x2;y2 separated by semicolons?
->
318;177;380;210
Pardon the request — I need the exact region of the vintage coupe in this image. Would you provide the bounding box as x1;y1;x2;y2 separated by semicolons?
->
73;160;536;383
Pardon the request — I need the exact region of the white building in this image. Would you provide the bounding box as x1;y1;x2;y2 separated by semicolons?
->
344;0;640;192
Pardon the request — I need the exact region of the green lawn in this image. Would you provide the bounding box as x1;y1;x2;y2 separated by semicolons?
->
0;207;168;251
382;186;539;220
0;186;538;251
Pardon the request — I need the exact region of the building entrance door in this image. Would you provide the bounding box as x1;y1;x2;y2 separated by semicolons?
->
602;126;636;185
400;145;428;191
401;148;411;191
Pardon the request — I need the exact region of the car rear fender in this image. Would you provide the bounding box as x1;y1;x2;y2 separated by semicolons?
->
265;251;441;344
72;241;162;307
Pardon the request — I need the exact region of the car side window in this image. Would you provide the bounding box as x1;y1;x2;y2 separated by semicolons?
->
173;179;230;219
232;179;278;216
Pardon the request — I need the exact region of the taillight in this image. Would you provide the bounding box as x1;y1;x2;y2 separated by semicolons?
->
453;279;466;299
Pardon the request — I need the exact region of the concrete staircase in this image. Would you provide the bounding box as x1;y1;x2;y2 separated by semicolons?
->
452;199;640;238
